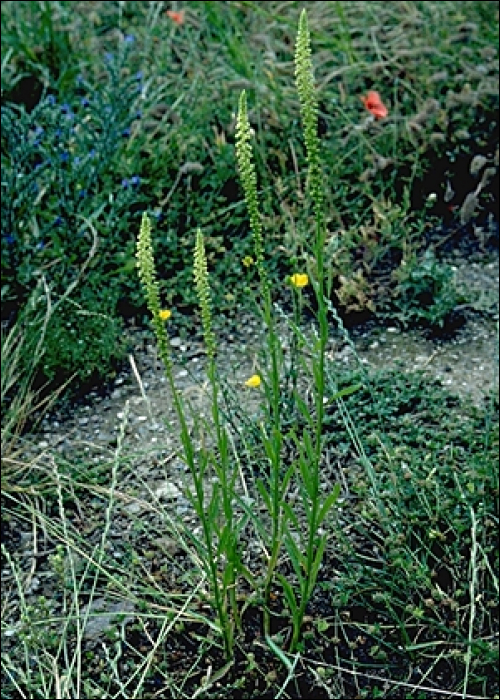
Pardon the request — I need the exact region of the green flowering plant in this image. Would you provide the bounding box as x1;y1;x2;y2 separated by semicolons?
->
137;215;246;659
137;8;344;659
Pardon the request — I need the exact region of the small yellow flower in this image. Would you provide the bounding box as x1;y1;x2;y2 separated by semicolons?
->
244;374;261;388
159;309;172;321
290;273;309;289
242;255;254;268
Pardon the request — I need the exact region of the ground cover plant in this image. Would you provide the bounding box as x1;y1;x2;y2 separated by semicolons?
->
1;2;499;699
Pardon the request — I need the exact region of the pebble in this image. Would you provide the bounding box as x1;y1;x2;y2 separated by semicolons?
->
154;481;181;500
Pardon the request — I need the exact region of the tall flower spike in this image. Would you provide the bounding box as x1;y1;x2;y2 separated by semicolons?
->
236;91;266;285
295;9;323;219
193;228;215;361
136;212;172;371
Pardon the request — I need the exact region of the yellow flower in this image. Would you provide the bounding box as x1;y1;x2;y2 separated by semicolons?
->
159;309;172;321
244;374;261;388
242;255;254;268
290;273;309;288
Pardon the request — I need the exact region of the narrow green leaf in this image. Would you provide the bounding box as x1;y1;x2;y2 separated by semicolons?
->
282;501;300;532
265;631;294;672
307;536;327;597
282;463;296;494
284;533;306;583
317;484;341;526
324;383;362;407
277;574;299;620
256;478;272;513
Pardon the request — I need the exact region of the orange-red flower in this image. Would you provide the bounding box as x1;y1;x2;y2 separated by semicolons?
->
361;91;388;119
166;9;185;25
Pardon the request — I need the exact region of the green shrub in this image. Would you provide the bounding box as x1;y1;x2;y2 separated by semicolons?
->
392;250;458;327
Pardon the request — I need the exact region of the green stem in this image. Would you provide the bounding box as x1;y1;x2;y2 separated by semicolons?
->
262;286;284;637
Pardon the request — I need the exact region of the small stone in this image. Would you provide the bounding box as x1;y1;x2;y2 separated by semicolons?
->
154;481;181;500
158;537;182;556
124;501;142;514
170;337;182;348
82;599;135;641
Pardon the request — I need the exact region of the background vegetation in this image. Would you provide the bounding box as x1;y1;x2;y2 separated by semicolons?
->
2;0;498;394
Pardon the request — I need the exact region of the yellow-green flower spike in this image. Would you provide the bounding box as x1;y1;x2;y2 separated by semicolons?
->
193;228;215;361
295;9;323;219
136;212;172;372
236;91;267;288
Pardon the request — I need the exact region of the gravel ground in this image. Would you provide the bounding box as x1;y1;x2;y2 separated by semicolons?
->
36;258;498;459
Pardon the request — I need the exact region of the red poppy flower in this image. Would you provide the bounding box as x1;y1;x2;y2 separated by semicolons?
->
361;91;389;119
166;9;185;25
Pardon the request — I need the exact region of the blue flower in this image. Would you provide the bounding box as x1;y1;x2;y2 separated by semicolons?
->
4;234;15;245
122;127;131;137
130;175;141;187
122;178;129;189
124;34;135;44
81;98;90;107
135;71;143;81
79;189;87;198
46;95;56;105
105;52;114;63
36;241;45;250
60;152;69;162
